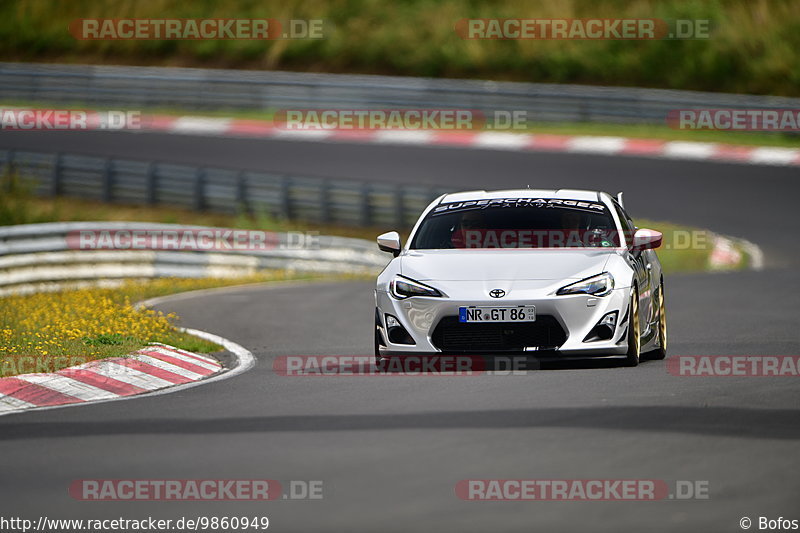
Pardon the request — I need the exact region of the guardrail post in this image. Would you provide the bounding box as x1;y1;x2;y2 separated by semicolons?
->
3;150;17;192
320;179;332;224
395;185;405;228
4;149;14;178
102;158;114;202
280;177;291;219
146;162;157;205
360;182;372;227
236;170;249;214
579;101;589;122
194;167;206;211
50;152;62;197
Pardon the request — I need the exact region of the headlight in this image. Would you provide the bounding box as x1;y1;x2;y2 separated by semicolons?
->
557;272;614;297
390;275;443;299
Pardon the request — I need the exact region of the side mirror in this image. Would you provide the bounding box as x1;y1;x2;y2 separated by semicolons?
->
631;228;663;251
377;231;402;257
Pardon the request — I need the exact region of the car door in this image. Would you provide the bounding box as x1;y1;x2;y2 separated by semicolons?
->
613;202;653;335
642;247;661;329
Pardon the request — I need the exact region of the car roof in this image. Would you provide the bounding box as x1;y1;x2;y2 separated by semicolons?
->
439;189;608;204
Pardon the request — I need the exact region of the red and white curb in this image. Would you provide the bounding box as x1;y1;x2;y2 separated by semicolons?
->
709;236;742;270
708;234;764;271
0;330;255;417
0;344;220;414
132;115;800;167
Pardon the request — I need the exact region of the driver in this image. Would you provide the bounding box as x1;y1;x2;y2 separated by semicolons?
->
559;210;583;247
451;210;487;248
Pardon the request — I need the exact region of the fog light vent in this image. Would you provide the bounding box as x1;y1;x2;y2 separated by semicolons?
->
583;311;618;342
385;314;415;345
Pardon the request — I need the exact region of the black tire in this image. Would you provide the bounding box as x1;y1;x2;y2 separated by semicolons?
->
623;286;641;367
650;280;667;360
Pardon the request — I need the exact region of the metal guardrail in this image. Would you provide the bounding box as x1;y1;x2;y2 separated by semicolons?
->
3;148;450;228
0;222;389;295
2;62;800;125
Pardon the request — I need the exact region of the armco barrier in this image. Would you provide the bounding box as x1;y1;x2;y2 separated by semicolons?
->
2;62;800;125
0;222;389;295
3;149;450;229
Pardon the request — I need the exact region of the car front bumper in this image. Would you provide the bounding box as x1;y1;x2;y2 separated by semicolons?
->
375;281;631;356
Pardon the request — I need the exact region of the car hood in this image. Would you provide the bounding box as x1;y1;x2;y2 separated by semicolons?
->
400;249;613;281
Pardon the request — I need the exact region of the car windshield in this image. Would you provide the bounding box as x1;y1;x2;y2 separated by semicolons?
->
410;200;620;249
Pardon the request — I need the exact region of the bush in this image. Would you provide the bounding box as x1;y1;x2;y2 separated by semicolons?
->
1;0;798;96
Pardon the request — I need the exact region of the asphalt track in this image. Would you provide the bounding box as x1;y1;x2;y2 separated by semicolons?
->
0;130;798;532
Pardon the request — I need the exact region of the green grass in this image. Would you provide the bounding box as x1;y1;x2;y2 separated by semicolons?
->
2;0;799;96
636;219;721;273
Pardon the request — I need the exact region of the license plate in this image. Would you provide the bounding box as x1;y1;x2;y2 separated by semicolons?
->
458;306;536;323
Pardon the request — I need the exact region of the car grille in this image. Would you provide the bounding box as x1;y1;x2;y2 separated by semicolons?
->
431;315;567;352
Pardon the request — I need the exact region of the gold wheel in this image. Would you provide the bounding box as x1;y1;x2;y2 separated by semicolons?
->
651;281;668;360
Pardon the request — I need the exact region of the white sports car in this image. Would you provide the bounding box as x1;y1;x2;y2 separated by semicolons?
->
374;189;667;366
